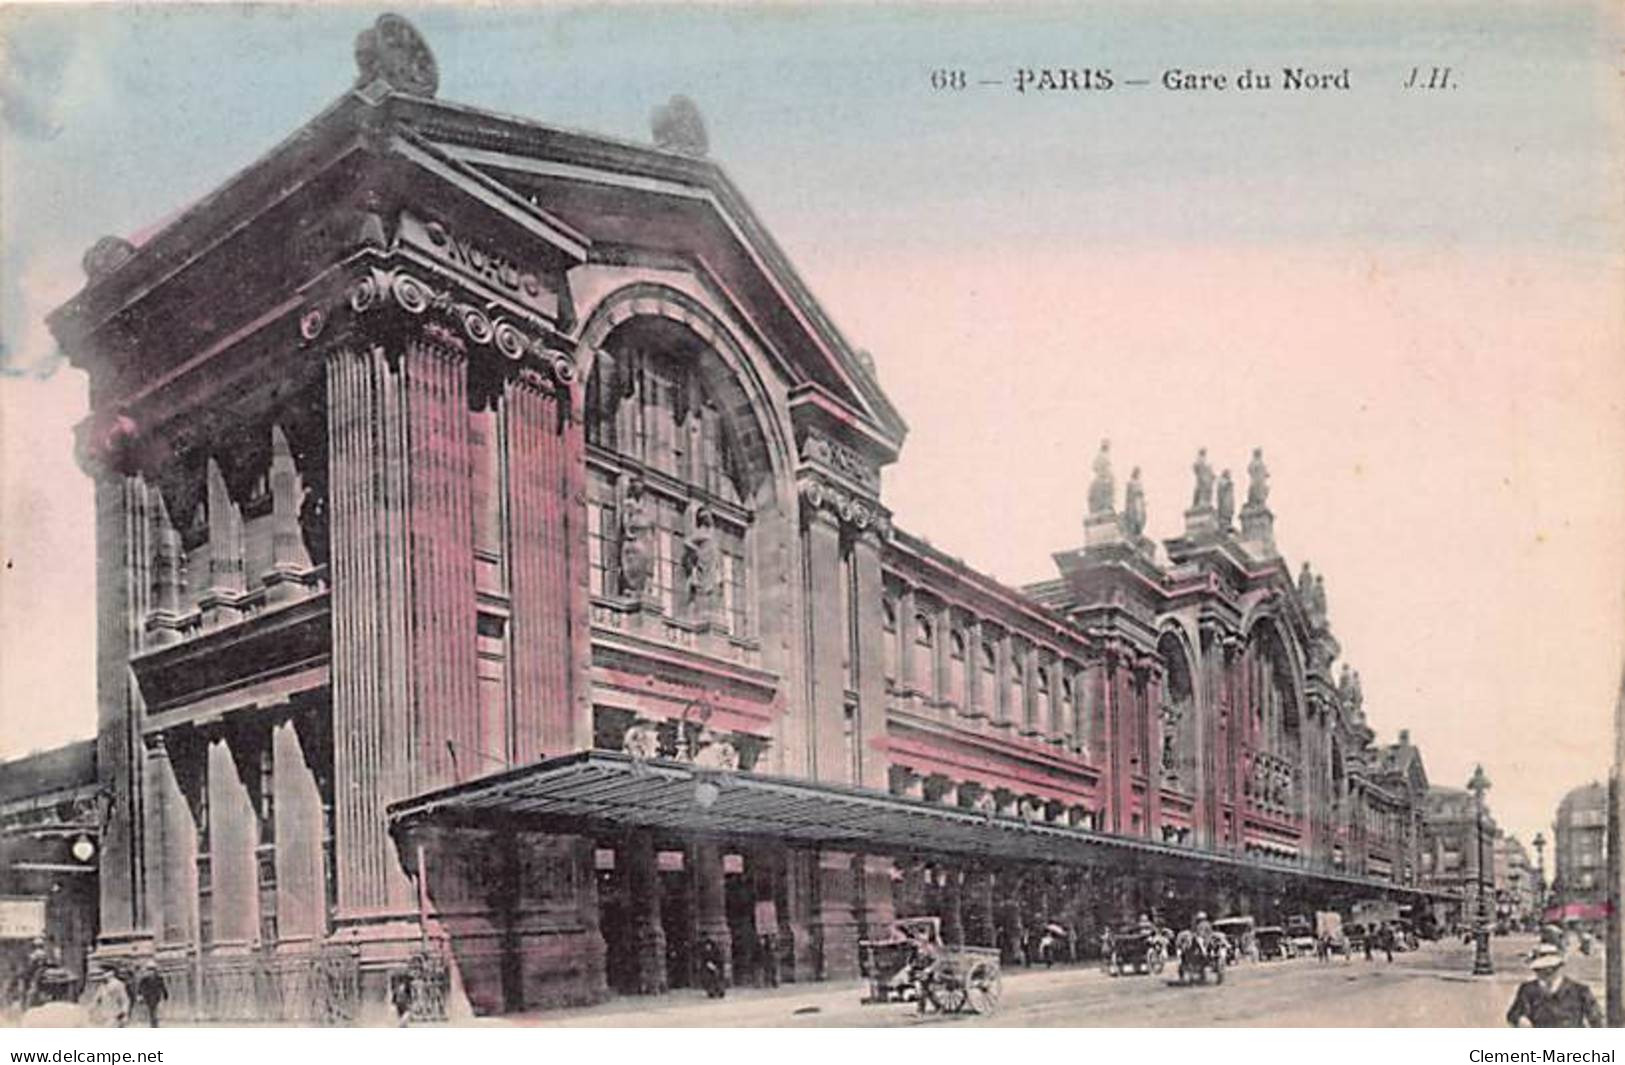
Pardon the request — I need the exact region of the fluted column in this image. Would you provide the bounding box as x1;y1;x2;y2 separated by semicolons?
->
507;369;584;761
326;331;478;918
272;717;326;945
206;733;259;948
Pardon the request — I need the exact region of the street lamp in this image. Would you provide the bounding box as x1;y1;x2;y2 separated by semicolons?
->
1467;765;1494;976
1532;831;1547;914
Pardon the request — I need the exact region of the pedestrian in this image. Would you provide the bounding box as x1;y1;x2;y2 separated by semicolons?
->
89;966;131;1027
698;938;726;999
389;969;414;1027
1506;945;1603;1028
1378;923;1395;963
758;932;779;988
1362;926;1373;961
134;961;167;1028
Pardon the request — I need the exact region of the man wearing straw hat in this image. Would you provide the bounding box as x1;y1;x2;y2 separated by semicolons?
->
1506;945;1603;1027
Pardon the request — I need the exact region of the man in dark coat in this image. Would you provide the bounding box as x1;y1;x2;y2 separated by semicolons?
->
134;962;167;1028
1507;945;1603;1028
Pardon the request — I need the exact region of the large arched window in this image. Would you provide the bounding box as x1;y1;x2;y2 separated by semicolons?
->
584;318;756;636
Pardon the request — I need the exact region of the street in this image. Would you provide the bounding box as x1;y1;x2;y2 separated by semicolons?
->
521;934;1606;1028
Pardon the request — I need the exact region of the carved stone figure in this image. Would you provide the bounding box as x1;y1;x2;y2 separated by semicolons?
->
1191;448;1214;510
618;477;656;597
683;506;724;615
1087;439;1115;516
1247;447;1270;508
1312;574;1328;624
623;722;661;761
1298;561;1314;602
354;13;439;97
1123;467;1147;537
1216;470;1235;529
651;94;709;156
1160;699;1182;774
693;737;740;771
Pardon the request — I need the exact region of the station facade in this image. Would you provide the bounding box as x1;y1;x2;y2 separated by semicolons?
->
47;15;1451;1020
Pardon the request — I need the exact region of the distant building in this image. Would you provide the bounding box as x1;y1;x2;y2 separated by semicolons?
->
1421;787;1497;925
1552;781;1608;922
0;740;102;990
1493;834;1538;929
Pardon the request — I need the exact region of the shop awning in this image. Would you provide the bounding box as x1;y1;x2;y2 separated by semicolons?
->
387;750;1453;900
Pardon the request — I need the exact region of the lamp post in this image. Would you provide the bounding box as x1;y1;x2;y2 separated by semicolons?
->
1532;831;1547;915
1467;765;1494;976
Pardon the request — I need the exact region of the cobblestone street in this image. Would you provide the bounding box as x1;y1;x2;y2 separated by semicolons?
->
520;934;1606;1028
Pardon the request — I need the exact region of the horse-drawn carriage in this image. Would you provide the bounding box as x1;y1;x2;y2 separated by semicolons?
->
859;917;1003;1016
1175;929;1226;985
1102;925;1168;977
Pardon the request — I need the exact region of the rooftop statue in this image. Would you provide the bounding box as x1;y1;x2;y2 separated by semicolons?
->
1216;470;1235;530
1298;561;1314;601
1123;466;1147;536
1191;447;1214;510
354;13;439;97
651;94;710;156
1312;574;1328;625
1247;447;1270;507
1087;439;1115;516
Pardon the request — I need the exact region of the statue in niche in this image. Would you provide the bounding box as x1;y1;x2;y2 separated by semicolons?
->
1122;466;1147;537
1216;470;1235;530
1247;447;1270;508
1159;699;1182;776
1191;448;1215;510
618;476;656;597
1087;439;1115;516
298;484;329;570
683;505;724;616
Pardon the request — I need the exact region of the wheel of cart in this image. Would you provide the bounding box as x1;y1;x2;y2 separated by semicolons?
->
964;957;1002;1015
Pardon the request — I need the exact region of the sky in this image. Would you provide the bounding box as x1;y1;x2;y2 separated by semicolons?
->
1;1;1622;853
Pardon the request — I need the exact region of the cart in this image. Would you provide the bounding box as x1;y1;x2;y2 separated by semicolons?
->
860;917;1003;1015
1103;926;1167;977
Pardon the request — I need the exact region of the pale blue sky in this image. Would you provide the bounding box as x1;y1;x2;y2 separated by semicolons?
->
2;2;1622;849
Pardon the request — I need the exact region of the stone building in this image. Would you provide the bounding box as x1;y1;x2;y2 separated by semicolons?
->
47;15;1450;1019
1552;781;1609;922
1493;833;1538;929
1420;787;1497;927
0;741;102;989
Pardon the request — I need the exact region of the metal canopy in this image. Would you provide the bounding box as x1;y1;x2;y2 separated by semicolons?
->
387;750;1452;900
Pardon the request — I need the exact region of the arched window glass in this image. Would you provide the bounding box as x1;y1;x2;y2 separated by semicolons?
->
913;614;935;695
979;639;997;713
948;629;968;706
1035;665;1051;735
584;325;754;637
882;598;899;684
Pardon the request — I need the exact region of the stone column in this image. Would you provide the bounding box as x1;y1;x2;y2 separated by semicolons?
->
206;732;260;949
803;505;849;782
146;735;197;948
693;841;732;986
993;632;1012;729
782;850;818;982
814;850;859;980
623;831;667;994
997;870;1026;965
966;619;986;719
272;717;326;946
507;369;584;761
965;868;997;948
263;424;314;605
851;529;890;791
938;868;965;947
1145;664;1165;838
857;855;896;942
326;332;478;921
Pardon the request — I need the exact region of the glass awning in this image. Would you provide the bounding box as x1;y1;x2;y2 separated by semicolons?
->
387;750;1454;900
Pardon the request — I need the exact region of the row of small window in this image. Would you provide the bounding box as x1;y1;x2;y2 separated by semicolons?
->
882;600;1081;731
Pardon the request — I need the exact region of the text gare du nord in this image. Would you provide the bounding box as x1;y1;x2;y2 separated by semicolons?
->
930;67;1351;92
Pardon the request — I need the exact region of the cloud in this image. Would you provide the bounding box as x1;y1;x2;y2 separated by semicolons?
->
0;32;70;140
0;248;82;378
